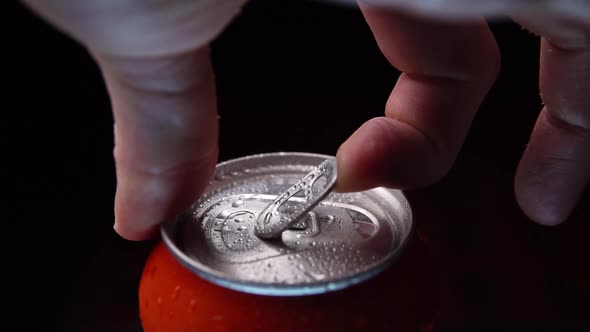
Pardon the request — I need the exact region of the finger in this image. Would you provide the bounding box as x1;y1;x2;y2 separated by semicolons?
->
20;0;247;240
336;3;500;191
22;0;247;57
324;0;590;22
95;48;218;240
514;36;590;226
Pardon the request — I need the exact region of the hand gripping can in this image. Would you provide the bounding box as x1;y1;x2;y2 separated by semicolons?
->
140;152;438;331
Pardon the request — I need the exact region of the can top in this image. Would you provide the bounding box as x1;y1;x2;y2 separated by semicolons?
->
161;152;413;296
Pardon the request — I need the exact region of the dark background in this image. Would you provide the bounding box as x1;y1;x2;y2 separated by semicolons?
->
6;0;589;331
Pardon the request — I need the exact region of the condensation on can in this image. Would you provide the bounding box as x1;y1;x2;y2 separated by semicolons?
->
161;152;413;296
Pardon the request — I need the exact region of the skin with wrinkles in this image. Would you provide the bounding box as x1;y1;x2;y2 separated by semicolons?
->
21;0;590;239
23;0;247;240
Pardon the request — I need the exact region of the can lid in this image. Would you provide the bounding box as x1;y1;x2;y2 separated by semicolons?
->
161;152;413;296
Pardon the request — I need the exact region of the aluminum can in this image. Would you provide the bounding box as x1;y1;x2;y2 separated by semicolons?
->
161;152;414;296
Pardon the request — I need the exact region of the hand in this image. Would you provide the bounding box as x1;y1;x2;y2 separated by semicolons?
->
335;0;590;227
22;0;247;240
22;1;590;241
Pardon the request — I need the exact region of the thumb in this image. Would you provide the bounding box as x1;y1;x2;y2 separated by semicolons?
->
95;48;219;240
21;0;248;240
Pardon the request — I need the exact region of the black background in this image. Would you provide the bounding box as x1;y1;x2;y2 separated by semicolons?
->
6;0;589;331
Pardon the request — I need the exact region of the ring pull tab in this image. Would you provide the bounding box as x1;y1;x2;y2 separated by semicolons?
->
254;158;337;239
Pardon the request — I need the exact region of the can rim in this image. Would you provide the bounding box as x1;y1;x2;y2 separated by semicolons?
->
161;151;414;296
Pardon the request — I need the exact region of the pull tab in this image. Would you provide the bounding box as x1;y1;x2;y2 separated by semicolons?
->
254;158;337;239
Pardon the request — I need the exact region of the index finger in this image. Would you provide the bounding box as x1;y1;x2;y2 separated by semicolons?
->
337;3;500;191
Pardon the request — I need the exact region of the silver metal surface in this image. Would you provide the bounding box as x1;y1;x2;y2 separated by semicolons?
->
161;152;413;296
254;158;337;239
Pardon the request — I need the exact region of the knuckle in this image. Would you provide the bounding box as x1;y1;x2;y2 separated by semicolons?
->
545;106;590;136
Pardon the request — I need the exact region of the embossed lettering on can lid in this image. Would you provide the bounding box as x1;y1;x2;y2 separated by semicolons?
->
161;152;413;296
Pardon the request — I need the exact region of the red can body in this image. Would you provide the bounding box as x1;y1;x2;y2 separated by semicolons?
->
139;232;439;332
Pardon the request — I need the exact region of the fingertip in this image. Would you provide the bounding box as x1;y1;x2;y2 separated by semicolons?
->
335;141;378;193
514;179;569;227
335;117;396;193
514;162;577;227
336;117;450;192
113;152;217;242
113;180;166;241
114;220;158;241
514;108;590;227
